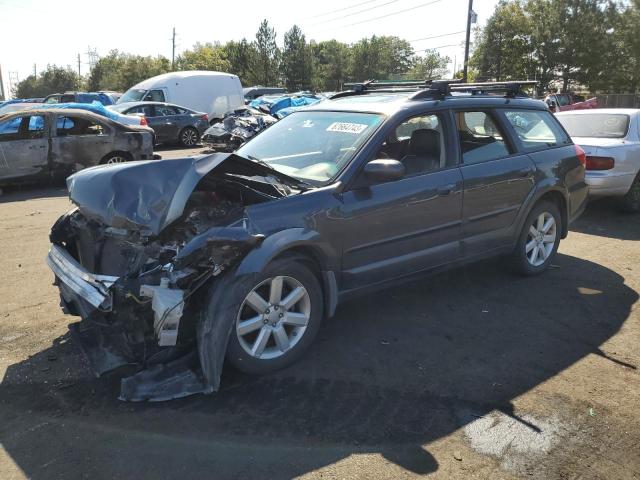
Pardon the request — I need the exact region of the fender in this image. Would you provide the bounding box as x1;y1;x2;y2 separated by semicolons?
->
233;227;341;317
514;179;570;239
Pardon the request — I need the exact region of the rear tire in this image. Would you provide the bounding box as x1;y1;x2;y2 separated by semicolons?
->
179;127;199;147
619;175;640;213
101;152;130;165
511;201;562;275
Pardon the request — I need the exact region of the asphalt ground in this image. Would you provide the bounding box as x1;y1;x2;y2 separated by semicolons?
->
0;148;638;479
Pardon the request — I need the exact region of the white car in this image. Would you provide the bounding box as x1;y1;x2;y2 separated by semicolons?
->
556;109;640;212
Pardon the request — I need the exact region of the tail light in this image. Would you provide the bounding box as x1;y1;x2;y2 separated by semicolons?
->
586;156;615;170
574;144;586;167
200;114;209;122
140;117;148;126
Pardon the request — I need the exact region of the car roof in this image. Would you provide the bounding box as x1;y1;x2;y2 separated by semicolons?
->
556;108;639;116
114;101;189;110
1;108;119;125
305;92;547;116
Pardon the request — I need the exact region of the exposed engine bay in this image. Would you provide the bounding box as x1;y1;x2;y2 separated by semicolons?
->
47;153;306;401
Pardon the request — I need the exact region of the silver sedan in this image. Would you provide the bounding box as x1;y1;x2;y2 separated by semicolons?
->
557;109;640;212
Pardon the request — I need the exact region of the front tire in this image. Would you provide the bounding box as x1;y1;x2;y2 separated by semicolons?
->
512;201;562;275
204;257;324;376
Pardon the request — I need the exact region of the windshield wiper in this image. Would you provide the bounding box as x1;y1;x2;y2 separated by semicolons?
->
244;155;314;190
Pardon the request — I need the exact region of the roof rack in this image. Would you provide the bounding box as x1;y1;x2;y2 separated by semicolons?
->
332;79;538;100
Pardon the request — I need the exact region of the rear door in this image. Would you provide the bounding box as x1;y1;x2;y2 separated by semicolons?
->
0;114;49;181
455;109;536;255
50;114;113;167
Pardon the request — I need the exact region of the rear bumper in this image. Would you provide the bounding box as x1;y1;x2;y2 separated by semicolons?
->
46;244;119;310
586;171;635;197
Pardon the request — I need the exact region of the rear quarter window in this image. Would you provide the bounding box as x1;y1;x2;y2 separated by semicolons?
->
503;110;568;151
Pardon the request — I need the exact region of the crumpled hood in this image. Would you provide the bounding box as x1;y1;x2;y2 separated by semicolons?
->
67;154;230;234
66;153;302;235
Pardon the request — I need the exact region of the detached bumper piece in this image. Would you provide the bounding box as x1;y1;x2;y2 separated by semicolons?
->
47;244;211;402
47;244;118;310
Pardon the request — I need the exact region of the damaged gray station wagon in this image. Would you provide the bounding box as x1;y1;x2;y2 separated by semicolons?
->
47;81;588;401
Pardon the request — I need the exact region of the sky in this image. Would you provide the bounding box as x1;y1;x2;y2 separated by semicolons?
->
0;0;500;98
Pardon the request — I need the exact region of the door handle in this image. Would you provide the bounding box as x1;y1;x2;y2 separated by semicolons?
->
437;184;456;196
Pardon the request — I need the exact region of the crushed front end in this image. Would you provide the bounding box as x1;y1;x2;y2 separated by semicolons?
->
45;155;299;401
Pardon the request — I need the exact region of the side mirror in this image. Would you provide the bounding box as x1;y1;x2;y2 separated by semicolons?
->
363;159;405;183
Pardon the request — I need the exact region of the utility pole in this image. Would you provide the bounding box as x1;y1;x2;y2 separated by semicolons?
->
462;0;474;83
0;65;5;101
33;64;37;77
77;54;82;89
171;27;176;70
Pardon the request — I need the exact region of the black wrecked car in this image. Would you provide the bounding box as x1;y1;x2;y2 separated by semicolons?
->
47;81;588;401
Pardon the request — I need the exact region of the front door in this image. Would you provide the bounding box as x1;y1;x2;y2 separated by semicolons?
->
454;110;536;255
0;114;49;182
339;111;463;291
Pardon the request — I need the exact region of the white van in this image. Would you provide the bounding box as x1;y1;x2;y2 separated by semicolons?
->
118;71;244;122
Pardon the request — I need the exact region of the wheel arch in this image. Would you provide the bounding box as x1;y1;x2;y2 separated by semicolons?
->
233;229;340;317
518;185;569;239
100;150;133;164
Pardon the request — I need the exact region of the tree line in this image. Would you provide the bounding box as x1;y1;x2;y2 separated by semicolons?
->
13;19;449;98
471;0;640;94
12;0;640;99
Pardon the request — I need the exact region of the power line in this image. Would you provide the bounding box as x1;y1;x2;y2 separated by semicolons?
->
311;0;446;33
301;0;381;20
408;30;465;43
305;0;401;27
414;42;464;53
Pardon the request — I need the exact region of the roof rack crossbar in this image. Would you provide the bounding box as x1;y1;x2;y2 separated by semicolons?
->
332;79;538;101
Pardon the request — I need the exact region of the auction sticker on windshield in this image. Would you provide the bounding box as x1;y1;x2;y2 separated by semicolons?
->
326;122;368;134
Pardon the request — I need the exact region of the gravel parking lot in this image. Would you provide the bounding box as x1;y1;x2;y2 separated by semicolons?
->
0;148;638;479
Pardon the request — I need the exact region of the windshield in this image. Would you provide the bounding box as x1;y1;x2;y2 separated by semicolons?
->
236;110;383;184
558;113;630;138
118;88;147;104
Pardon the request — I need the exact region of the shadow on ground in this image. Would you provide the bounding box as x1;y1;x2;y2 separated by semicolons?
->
1;249;636;479
570;198;640;241
0;183;67;203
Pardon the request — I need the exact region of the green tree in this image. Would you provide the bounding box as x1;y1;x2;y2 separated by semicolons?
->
13;65;80;98
87;50;170;91
223;39;258;84
281;25;313;91
350;36;415;81
176;42;231;72
409;50;450;80
471;0;533;82
310;40;351;91
253;19;280;85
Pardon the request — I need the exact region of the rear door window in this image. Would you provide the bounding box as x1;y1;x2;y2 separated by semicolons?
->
155;106;179;116
455;111;511;164
503;110;568;151
56;116;106;136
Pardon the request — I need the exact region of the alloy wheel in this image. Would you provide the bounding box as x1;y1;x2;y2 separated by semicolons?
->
525;212;557;267
181;129;198;146
106;156;126;164
235;276;311;360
